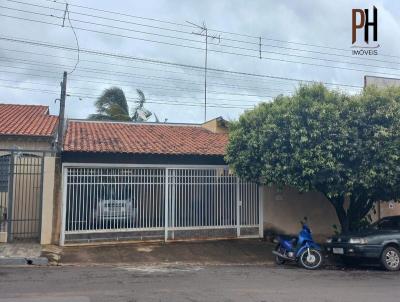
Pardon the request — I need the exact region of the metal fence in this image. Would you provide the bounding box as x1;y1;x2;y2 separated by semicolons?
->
62;165;261;244
0;149;47;242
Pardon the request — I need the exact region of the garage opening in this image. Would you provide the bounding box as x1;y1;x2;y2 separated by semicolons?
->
61;166;261;245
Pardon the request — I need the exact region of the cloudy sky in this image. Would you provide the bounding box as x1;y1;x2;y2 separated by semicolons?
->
0;0;399;123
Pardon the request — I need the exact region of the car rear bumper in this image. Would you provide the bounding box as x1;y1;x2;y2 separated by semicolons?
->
325;244;382;258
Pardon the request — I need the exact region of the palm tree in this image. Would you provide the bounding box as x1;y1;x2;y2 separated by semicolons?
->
131;89;152;122
89;87;131;121
89;87;162;122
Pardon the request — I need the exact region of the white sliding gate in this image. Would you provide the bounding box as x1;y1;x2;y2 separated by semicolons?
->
61;165;262;245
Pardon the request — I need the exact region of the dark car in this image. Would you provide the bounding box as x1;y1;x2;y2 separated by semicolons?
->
326;215;400;271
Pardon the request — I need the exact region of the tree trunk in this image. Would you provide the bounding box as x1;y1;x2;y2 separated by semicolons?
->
334;205;349;234
325;194;349;234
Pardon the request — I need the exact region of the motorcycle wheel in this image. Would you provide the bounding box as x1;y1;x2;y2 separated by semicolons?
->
274;244;286;265
299;248;323;270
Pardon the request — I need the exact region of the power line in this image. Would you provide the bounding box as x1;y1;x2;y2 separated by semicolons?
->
0;63;276;100
0;54;294;93
0;46;306;89
0;77;271;104
36;0;400;60
2;5;400;74
6;0;399;66
62;2;80;74
0;59;282;98
0;83;254;109
0;35;364;89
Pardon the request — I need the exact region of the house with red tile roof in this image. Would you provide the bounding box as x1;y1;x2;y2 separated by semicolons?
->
0;104;58;150
62;117;229;165
59;116;265;245
0;104;58;244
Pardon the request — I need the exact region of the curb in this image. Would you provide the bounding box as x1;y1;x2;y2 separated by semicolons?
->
0;256;49;266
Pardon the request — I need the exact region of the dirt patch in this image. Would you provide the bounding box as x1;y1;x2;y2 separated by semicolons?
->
60;239;275;266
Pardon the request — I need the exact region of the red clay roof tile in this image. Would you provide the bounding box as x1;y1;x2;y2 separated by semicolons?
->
0;104;58;137
64;120;228;156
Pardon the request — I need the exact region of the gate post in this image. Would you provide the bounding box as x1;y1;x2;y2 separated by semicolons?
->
60;166;68;246
7;151;14;242
171;169;175;240
38;155;45;243
164;168;169;242
236;177;240;237
40;156;55;245
258;184;264;238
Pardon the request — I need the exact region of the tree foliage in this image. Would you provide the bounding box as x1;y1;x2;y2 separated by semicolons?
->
89;87;131;121
226;83;400;232
89;88;160;122
131;89;152;122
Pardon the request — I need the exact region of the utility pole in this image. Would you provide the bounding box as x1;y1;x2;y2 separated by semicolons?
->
187;21;220;122
57;71;67;152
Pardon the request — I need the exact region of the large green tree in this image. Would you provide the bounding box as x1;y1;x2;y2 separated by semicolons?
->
226;84;400;232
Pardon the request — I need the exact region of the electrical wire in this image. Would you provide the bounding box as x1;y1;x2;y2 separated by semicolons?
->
0;83;254;109
1;4;400;73
37;0;400;60
0;59;282;98
1;8;400;77
63;2;80;74
0;35;365;89
0;77;273;104
5;0;399;66
0;46;313;89
0;54;296;94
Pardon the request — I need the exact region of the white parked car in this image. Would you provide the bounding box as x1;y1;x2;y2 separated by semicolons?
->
95;199;136;223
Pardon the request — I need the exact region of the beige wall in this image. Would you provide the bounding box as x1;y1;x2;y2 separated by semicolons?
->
202;117;229;134
0;137;52;150
372;201;400;221
41;156;56;244
262;185;339;241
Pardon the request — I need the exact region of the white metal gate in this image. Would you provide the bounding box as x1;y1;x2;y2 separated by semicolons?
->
61;165;261;245
165;168;260;240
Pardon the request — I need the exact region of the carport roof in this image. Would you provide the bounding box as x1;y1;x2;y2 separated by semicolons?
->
0;103;58;137
63;120;229;156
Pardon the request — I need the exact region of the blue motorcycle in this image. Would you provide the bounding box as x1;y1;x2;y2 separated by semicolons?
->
272;219;323;269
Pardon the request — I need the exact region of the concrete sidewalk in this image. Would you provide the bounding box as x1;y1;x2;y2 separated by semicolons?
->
0;243;48;265
60;239;276;266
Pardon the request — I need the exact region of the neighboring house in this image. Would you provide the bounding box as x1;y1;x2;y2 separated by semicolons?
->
364;75;400;89
0;104;58;150
0;104;58;243
57;117;262;245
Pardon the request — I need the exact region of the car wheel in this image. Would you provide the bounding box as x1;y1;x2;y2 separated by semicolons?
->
381;247;400;271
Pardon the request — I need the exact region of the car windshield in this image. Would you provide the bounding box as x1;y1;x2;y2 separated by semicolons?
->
370;217;400;230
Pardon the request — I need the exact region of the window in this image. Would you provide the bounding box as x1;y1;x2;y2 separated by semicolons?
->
378;217;400;230
0;155;10;192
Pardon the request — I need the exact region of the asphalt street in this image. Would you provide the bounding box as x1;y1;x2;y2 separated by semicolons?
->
0;264;399;302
